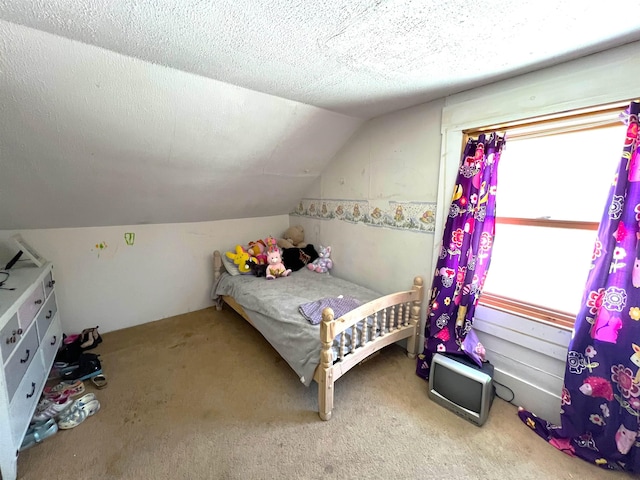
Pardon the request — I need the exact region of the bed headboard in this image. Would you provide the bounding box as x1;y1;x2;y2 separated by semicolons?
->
213;250;224;285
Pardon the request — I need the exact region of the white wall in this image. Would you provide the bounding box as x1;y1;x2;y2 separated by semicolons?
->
0;20;362;230
437;40;640;422
296;99;444;299
0;215;289;334
295;39;640;423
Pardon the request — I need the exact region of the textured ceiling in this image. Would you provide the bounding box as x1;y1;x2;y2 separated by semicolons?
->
2;0;640;118
2;1;640;230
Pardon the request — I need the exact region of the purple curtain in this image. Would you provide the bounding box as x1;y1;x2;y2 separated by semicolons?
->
417;133;505;379
519;102;640;473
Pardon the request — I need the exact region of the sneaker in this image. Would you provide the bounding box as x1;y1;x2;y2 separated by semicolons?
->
32;396;73;423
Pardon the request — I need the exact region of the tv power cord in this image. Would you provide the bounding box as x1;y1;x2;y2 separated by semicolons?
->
0;271;16;291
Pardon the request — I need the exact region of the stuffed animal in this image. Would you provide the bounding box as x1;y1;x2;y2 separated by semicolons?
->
265;236;278;252
277;225;307;249
247;239;268;264
307;245;333;273
265;247;292;279
281;244;319;271
248;257;268;277
225;245;251;273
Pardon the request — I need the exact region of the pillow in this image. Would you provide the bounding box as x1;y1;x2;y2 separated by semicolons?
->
221;248;252;276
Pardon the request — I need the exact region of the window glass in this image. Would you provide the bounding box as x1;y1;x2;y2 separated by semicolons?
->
482;124;628;317
496;126;625;221
483;224;596;314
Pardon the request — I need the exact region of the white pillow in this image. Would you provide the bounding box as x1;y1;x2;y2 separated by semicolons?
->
221;248;251;276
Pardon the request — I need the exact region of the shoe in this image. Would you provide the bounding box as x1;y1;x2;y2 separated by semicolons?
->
80;327;102;350
20;418;58;451
32;396;74;422
36;392;70;412
44;380;85;398
60;353;103;382
55;337;83;365
57;394;100;430
91;374;108;390
63;334;80;345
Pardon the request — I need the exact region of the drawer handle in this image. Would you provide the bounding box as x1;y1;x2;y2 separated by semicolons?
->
20;349;30;363
35;299;42;305
46;310;53;319
48;280;56;288
51;335;57;345
26;382;36;399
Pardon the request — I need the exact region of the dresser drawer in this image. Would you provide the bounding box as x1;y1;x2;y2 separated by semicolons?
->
4;324;39;402
40;316;62;371
17;283;45;330
9;352;46;448
36;292;57;343
43;270;56;298
1;313;21;363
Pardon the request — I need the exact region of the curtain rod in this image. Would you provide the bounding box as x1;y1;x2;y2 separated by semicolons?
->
465;99;636;138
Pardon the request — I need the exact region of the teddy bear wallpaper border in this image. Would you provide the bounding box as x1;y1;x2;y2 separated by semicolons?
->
291;198;436;234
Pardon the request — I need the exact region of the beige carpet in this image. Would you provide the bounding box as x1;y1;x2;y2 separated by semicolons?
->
17;307;636;480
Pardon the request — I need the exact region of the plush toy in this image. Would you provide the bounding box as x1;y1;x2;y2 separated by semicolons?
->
247;239;268;264
265;236;278;252
281;244;319;271
277;225;307;249
265;247;292;279
248;257;268;277
225;245;251;274
307;245;333;273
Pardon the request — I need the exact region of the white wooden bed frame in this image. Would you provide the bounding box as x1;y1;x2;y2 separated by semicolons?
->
213;250;424;421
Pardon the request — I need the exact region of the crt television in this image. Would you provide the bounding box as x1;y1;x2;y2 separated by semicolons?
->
428;352;495;427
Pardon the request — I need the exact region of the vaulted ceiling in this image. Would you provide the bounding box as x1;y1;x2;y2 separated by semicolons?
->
2;1;640;229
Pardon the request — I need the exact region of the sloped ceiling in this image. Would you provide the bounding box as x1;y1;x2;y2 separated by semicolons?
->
1;1;640;229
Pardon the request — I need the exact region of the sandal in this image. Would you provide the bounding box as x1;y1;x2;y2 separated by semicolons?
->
91;374;108;390
20;418;58;451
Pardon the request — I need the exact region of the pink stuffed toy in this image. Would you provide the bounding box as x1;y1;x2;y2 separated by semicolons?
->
265;247;291;279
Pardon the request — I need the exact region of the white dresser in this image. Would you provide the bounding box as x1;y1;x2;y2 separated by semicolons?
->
0;262;62;480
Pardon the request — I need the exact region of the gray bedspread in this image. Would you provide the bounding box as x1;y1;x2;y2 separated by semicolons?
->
212;268;381;386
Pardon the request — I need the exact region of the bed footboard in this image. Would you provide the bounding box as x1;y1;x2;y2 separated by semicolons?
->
315;277;424;421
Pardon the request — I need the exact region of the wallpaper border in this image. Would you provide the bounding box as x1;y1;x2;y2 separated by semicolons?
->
290;198;436;234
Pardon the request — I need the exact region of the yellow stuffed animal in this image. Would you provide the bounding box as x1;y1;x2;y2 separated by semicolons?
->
225;245;251;273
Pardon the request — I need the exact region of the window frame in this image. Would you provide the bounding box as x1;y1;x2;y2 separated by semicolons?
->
469;104;629;330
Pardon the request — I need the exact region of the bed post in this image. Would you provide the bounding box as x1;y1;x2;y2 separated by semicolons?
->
407;276;424;358
213;251;224;311
318;307;336;421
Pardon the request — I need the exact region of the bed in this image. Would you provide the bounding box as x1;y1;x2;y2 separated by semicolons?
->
211;250;424;420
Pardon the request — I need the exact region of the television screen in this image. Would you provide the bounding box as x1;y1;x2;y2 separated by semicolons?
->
428;353;495;426
432;361;482;413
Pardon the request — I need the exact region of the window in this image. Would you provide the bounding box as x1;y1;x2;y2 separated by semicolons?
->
477;106;629;328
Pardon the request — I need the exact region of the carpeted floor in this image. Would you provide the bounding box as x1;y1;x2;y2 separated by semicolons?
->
17;307;636;480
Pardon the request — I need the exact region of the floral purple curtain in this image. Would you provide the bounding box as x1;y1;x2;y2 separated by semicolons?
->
519;102;640;473
417;133;505;379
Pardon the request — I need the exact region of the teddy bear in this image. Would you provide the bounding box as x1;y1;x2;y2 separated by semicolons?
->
307;245;333;273
246;239;268;264
265;247;292;279
276;225;307;250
